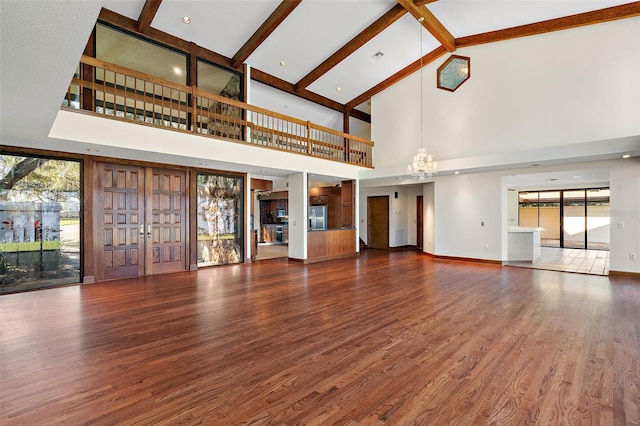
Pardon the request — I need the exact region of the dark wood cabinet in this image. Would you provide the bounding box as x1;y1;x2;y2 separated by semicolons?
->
309;195;328;205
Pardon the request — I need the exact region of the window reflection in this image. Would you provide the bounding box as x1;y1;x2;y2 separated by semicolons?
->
197;173;244;266
0;155;81;293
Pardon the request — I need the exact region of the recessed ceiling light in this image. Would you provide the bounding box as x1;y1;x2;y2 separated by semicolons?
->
454;171;460;175
396;177;402;180
279;61;286;67
572;175;583;179
173;67;182;75
182;16;191;24
622;154;631;158
336;87;341;91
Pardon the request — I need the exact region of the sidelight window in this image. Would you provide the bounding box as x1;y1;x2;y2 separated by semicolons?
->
196;173;244;266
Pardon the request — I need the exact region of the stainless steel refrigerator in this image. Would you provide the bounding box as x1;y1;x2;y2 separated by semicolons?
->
308;205;327;230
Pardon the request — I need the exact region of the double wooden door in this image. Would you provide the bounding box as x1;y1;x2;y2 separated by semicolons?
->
95;162;187;281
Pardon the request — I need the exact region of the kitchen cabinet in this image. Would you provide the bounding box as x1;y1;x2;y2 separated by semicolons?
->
260;224;288;244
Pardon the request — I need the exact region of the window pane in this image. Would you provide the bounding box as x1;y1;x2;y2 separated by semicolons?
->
518;192;539;228
197;60;242;100
587;188;610;250
563;190;586;249
197;173;244;266
96;23;187;85
539;191;560;247
0;155;81;293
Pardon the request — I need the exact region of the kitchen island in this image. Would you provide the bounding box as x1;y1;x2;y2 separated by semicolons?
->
508;227;543;262
306;228;357;263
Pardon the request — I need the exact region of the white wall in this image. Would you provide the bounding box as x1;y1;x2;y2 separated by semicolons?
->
610;157;640;273
287;172;307;260
423;182;435;254
433;172;505;261
369;18;640;179
507;190;519;228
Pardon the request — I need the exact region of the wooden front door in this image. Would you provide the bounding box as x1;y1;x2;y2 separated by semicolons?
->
95;162;186;281
417;195;424;250
147;168;186;275
367;196;389;250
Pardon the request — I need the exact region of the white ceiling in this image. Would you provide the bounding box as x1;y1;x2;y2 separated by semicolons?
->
1;0;637;187
101;0;636;111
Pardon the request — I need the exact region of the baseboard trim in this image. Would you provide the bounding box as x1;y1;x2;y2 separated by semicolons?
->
608;270;640;280
422;252;503;265
291;252;359;264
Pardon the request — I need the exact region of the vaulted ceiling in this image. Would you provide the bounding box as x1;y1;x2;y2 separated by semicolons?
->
101;0;640;121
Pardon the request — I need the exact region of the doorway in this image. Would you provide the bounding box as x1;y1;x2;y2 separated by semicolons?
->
367;196;389;249
518;188;610;250
95;162;187;280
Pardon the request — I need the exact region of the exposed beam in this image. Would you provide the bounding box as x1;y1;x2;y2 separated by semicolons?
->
456;2;640;48
396;0;455;51
99;8;191;53
231;0;302;69
137;0;162;34
346;46;448;110
294;4;407;92
251;68;370;122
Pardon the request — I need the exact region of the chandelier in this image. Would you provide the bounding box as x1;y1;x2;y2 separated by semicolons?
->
408;147;437;181
407;16;437;181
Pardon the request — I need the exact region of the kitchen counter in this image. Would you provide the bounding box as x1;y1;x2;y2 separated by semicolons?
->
508;227;543;262
307;228;356;263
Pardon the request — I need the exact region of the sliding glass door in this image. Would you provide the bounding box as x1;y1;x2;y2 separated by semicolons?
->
518;188;609;250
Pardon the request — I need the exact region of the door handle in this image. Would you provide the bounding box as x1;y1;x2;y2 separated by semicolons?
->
140;223;144;237
147;224;151;237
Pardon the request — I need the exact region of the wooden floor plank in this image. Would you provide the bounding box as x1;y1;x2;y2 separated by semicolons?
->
1;250;638;424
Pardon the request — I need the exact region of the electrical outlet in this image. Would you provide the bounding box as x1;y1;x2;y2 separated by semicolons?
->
481;221;485;227
630;253;637;261
618;221;625;229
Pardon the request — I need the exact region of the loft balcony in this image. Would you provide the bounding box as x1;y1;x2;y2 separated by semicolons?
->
62;56;373;168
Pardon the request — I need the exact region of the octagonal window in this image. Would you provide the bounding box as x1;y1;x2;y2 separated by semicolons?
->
437;55;470;92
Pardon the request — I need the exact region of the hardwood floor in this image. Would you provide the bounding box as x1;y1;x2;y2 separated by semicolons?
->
1;250;639;425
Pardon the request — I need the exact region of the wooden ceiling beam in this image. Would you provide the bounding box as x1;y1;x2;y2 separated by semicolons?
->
346;46;448;110
456;2;640;48
396;0;455;51
231;0;302;69
294;4;407;92
137;0;162;34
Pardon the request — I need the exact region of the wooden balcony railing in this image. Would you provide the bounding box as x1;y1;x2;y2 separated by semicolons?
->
63;56;373;168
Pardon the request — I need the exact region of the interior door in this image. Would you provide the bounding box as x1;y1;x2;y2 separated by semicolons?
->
95;162;186;280
417;195;424;250
367;196;389;249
